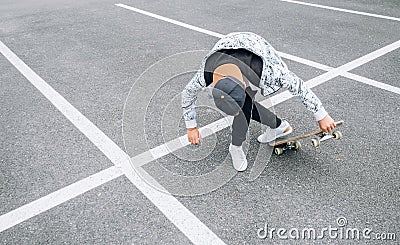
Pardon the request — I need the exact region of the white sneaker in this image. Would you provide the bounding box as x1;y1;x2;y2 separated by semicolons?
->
257;120;293;143
229;144;248;171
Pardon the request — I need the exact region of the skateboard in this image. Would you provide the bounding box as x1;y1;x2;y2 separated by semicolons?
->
269;120;344;155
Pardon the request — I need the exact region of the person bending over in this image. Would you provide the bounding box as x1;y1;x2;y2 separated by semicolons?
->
181;32;335;171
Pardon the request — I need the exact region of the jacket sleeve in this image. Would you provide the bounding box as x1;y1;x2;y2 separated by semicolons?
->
279;70;328;121
181;70;206;128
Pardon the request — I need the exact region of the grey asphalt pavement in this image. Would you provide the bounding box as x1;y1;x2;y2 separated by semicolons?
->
1;0;399;244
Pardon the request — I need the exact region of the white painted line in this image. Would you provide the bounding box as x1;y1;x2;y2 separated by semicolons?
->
122;159;225;245
0;166;123;232
0;41;226;245
116;6;400;168
278;50;400;96
280;0;400;22
279;51;400;96
114;3;400;96
343;72;400;95
278;52;333;71
134;41;400;167
115;3;225;38
305;40;400;89
115;3;335;72
132;117;233;167
0;41;129;167
265;40;400;107
2;3;399;240
334;40;400;74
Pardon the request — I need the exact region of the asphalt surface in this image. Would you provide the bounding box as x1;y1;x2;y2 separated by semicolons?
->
1;0;399;244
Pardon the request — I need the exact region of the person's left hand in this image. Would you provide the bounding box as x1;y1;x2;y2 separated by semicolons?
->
318;115;336;133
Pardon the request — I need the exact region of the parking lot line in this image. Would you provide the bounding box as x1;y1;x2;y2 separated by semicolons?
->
1;3;399;242
115;3;400;95
0;41;226;245
304;40;400;88
279;54;400;95
280;0;400;22
0;166;123;233
130;38;400;166
115;3;224;38
342;72;400;95
1;31;398;233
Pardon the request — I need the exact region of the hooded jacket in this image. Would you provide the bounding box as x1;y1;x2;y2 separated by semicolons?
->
181;32;327;128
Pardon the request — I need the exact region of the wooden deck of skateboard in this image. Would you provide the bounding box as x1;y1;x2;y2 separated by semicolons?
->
270;120;344;147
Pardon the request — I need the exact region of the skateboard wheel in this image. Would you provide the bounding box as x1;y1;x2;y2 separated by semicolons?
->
311;138;320;148
332;131;342;140
294;141;301;150
274;147;284;156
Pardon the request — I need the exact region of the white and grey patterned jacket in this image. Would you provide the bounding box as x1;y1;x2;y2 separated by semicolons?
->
181;32;327;128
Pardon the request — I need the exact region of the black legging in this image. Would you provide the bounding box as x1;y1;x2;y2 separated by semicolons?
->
231;89;282;146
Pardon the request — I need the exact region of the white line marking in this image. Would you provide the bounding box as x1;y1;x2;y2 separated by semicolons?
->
115;3;332;71
0;41;225;245
333;40;400;74
266;40;400;107
280;0;400;22
279;51;400;95
278;52;333;71
133;117;233;167
115;3;400;95
114;3;400;161
115;3;225;38
122;158;225;245
343;72;400;95
1;3;399;240
305;40;400;89
0;167;123;232
133;40;400;166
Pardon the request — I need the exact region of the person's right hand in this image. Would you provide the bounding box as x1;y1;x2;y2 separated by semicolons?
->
318;114;336;133
187;127;202;145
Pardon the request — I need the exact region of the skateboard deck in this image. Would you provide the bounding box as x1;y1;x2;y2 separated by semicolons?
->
270;120;344;155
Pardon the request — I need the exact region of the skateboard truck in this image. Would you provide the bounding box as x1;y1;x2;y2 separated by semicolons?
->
273;140;302;155
271;120;344;155
311;131;343;148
